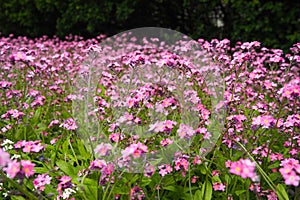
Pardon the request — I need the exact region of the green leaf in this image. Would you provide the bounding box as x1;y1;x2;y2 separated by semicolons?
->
77;138;91;160
83;178;98;185
268;162;280;169
11;196;26;200
194;190;202;200
276;184;289;200
224;174;231;184
34;167;49;174
163;185;177;192
31;107;42;124
56;160;75;177
201;181;212;200
235;190;246;196
62;136;70;153
199;165;206;175
140;177;152;187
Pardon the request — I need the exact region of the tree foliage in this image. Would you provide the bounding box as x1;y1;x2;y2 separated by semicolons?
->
0;0;299;50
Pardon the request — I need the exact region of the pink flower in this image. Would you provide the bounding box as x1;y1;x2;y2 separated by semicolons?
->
0;81;12;89
160;138;173;147
191;176;198;183
284;171;300;186
278;78;300;100
60;118;77;131
227;158;257;180
60;176;72;184
0;148;10;167
279;158;300;186
161;98;175;107
164;120;177;130
149;121;165;133
95;143;113;156
252;115;276;128
33;174;52;191
158;164;173;177
213;182;226;191
23;142;33;153
177;124;195;139
121;142;148;159
144;165;155;177
89;159;107;170
4;160;20;178
130;186;145;200
21;160;35;178
174;157;189;171
109;133;121;143
48;119;60;128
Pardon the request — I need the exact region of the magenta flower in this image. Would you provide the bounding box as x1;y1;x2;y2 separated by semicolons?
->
89;159;107;170
213;182;226;191
60;176;72;184
174;157;189;171
21;160;35;178
130;186;145;200
160;138;173;147
60;118;78;131
252;115;276;128
158;164;173;177
33;173;52;191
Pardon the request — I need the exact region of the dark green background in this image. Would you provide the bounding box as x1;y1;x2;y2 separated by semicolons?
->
0;0;299;50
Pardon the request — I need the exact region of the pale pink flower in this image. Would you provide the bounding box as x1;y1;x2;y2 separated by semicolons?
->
21;160;35;178
4;160;20;178
0;148;10;167
33;174;52;191
95;143;113;156
227;158;257;180
213;182;226;191
177;124;195;139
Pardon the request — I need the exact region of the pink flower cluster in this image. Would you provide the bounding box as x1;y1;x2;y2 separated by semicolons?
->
3;159;35;178
1;145;36;180
121;142;148;159
1;109;24;120
89;159;115;185
33;173;52;191
279;158;300;186
278;78;300;101
252;115;276;129
94;143;113;156
14;140;45;153
130;186;145;200
60;118;78;131
226;158;258;181
158;164;173;177
177;123;195;139
148;120;177;133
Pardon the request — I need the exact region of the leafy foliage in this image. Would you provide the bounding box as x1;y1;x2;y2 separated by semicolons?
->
0;0;299;50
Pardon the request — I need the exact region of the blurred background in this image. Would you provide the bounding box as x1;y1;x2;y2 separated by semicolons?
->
0;0;299;51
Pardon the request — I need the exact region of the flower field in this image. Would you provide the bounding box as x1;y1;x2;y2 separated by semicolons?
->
0;31;299;200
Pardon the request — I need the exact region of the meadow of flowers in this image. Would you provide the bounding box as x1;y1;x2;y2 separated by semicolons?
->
0;30;299;200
